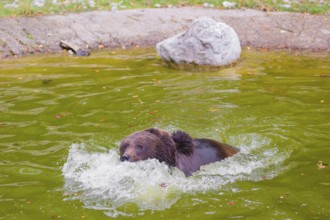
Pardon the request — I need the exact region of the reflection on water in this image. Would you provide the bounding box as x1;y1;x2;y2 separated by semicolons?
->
0;49;329;219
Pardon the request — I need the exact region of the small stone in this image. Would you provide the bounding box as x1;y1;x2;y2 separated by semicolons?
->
222;1;236;8
280;4;291;9
203;3;210;8
87;0;95;7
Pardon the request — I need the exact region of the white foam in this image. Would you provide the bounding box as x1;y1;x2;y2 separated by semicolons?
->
62;134;289;216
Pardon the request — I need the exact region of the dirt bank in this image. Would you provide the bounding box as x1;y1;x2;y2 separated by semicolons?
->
0;7;329;58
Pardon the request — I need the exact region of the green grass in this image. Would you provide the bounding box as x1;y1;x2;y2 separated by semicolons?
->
0;0;329;17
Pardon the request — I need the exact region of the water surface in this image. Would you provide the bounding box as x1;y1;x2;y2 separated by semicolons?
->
0;49;329;219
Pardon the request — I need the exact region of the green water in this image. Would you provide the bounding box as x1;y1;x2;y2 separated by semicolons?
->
0;49;329;219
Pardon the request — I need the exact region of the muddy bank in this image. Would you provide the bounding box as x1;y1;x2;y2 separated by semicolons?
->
0;7;329;58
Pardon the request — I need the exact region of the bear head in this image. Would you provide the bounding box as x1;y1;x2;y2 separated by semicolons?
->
119;128;177;167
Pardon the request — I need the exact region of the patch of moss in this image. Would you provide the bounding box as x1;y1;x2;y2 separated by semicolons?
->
161;58;241;72
0;0;328;17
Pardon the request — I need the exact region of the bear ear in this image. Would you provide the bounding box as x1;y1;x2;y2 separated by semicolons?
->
171;130;194;156
145;127;161;136
145;128;177;167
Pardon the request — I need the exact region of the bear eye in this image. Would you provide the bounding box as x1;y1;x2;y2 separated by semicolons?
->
137;145;144;150
121;143;129;150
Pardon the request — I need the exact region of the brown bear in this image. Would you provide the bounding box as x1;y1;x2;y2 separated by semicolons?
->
119;128;238;176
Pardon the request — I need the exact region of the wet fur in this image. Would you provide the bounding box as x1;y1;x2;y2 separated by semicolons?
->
171;130;194;156
120;128;238;176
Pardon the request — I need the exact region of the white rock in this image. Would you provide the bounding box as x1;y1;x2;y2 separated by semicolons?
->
88;0;95;7
32;0;45;7
4;2;18;8
203;3;210;8
156;17;241;67
280;4;291;9
222;1;237;8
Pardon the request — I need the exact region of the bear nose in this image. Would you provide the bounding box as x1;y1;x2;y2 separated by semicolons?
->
121;155;130;162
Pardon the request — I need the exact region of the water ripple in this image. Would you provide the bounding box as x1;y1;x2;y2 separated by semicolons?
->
0;160;58;171
0;181;41;187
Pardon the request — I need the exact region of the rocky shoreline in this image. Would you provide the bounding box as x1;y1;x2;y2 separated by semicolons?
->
0;7;329;59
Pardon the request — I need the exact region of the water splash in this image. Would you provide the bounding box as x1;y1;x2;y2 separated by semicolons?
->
62;134;289;216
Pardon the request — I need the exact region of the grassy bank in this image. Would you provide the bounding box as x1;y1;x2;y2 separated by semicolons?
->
0;0;329;17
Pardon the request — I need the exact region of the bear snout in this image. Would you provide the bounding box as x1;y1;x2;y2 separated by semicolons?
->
121;155;130;162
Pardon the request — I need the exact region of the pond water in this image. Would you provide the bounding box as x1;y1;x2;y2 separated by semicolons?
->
0;49;329;219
